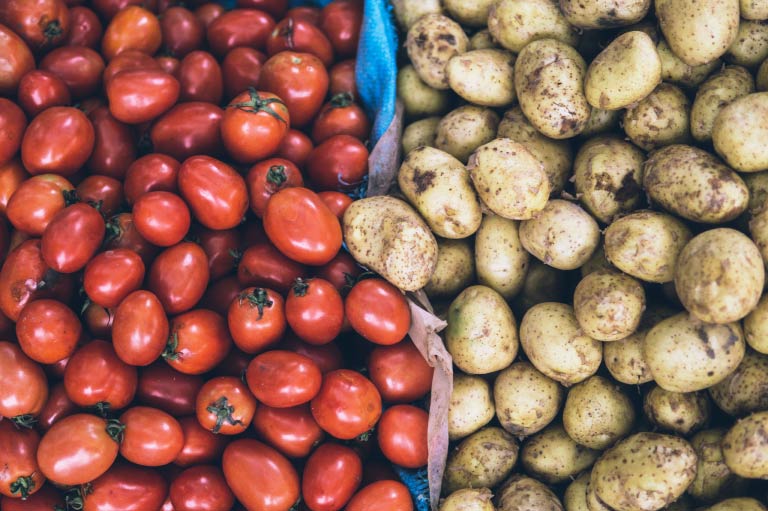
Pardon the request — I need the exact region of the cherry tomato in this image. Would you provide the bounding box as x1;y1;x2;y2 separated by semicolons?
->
194;226;241;281
119;406;185;466
83;463;168;511
222;47;265;101
285;278;344;345
302;443;363;511
236;241;307;295
274;128;313;169
102;49;161;86
178;155;248;230
84;249;145;309
247;158;304;217
280;335;343;374
36;413;121;486
227;287;286;354
124;153;180;204
64;339;138;410
137;363;203;416
251;404;324;458
206;9;275;57
37;381;77;431
76;175;124;218
16;298;81;364
63;6;102;48
245;350;322;408
266;18;334;67
259;51;329;127
376;405;428;468
285;6;321;25
6;173;74;236
221;89;290;164
0;341;48;421
310;369;382;440
104;212;158;265
41;202;105;273
235;0;287;18
0;0;70;52
161;6;204;57
148;242;210;315
0;159;28;217
222;439;299;511
165;308;231;374
0;421;43;499
317;192;354;221
179;50;223;104
86;106;137;179
21;106;95;177
101;6;162;61
307;134;368;191
195;376;257;435
107;70;181;124
194;3;224;28
174;416;229;467
82;302;114;339
39;45;105;99
150;102;224;161
369;340;433;403
156;55;181;77
0;100;26;171
346;278;411;345
201;275;241;315
345;481;414;511
112;292;168;368
0;239;54;321
170;465;235;511
319;0;362;58
132;191;191;247
312;94;370;143
212;346;252;378
329;59;357;97
0;24;34;96
0;482;63;511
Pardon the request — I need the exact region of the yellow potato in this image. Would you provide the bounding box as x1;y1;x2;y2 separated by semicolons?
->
559;0;650;29
512;261;569;313
623;83;691;151
725;19;768;67
705;499;768;511
397;66;452;119
709;350;768;416
744;294;768;353
442;0;494;27
563;375;635;450
448;372;495;441
401;117;440;154
469;29;497;50
391;0;442;30
744;171;768;215
643;386;711;435
563;473;590;511
691;65;755;143
487;0;578;53
474;214;530;300
721;411;768;478
406;14;469;90
604;330;654;384
443;427;519;494
713;92;768;172
658;39;721;87
758;57;768;90
520;424;600;484
440;489;495;511
573;269;646;341
742;0;768;20
435;106;499;163
494;474;564;511
424;237;475;299
689;428;748;503
578;107;622;137
494;361;563;436
750;206;768;266
446;49;516;107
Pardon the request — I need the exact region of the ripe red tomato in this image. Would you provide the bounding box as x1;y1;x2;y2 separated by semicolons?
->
16;298;81;364
37;381;77;431
346;278;411;345
124;153;180;204
369;340;433;404
307;134;368;191
274;128;314;169
86;106;137;179
206;9;275;57
251;404;324;458
112;290;169;366
170;465;235;511
165;308;232;374
150;102;224;161
311;369;382;440
377;405;429;468
266;18;334;67
227;287;286;354
189;227;238;282
39;45;105;99
195;3;225;28
285;6;321;25
41;202;105;273
263;187;342;266
0;24;34;96
160;6;205;58
84;249;146;308
0;98;28;165
82;302;114;339
179;50;223;103
174;416;229;467
312;94;370;143
0;421;43;499
0;481;63;510
6;174;74;236
221;89;289;164
319;0;363;58
101;6;162;60
236;0;287;18
91;0;145;20
222;47;265;101
195;376;257;435
280;335;343;374
21;107;95;176
148;242;210;315
317;191;354;222
107;70;181;124
222;439;299;511
260;51;329;128
133;191;192;247
237;241;308;295
178;155;249;230
0;341;48;420
285;278;344;345
136;364;203;417
247;158;304;217
156;54;181;77
0;159;28;217
345;481;414;511
119;406;184;466
63;6;103;48
102;49;161;86
302;443;363;511
0;239;53;321
104;212;158;265
36;413;121;486
64;339;138;410
0;0;71;52
245;350;322;408
83;463;168;511
328;59;357;97
76;175;125;218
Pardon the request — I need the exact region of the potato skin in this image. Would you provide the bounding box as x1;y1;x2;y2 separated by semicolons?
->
750;206;768;265
705;499;768;511
512;261;568;314
573;269;646;341
494;361;563;437
579;107;622;137
725;19;768;68
494;474;564;511
721;411;768;478
689;428;748;503
759;58;768;91
520;424;600;484
475;215;529;300
435;106;499;163
563;375;635;450
448;373;495;441
488;0;578;53
643;386;711;435
563;472;591;511
709;350;768;416
658;39;721;87
402;117;440;155
425;237;475;299
442;0;494;27
623;83;691;151
691;65;755;143
604;331;654;384
744;294;768;354
443;427;519;494
559;0;650;29
406;14;469;90
439;488;495;511
447;49;516;107
391;0;442;30
397;66;452;119
713;92;768;172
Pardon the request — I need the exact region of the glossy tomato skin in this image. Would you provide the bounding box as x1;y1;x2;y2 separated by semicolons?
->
263;187;342;266
76;175;125;218
285;278;344;345
123;153;180;204
227;287;286;354
63;6;102;48
376;405;429;468
16;299;81;364
195;376;257;435
194;226;241;281
82;302;114;339
235;0;287;17
259;51;329;128
112;290;169;366
307;134;368;192
328;59;357;97
178;156;248;230
317;192;354;222
201;275;241;315
0;0;70;52
319;0;363;58
64;340;138;410
132;191;191;247
84;249;146;308
251;404;324;458
285;6;321;25
174;416;229;467
206;9;275;57
107;70;181;125
245;350;322;408
222;47;265;101
170;465;234;511
221;90;290;164
0;239;55;321
83;463;168;511
86;106;137;179
345;481;414;511
195;3;225;28
102;49;161;86
165;308;231;374
346;278;411;345
137;363;203;416
179;51;223;104
150;102;224;161
266;18;334;67
222;439;299;511
21;107;95;177
160;6;205;58
41;202;105;273
274;128;313;169
0;421;43;499
237;242;307;295
37;381;77;431
0;482;63;510
6;173;73;236
104;212;158;265
39;45;105;99
101;6;162;61
119;406;185;466
0;159;28;217
311;369;382;440
369;340;433;404
0;99;27;165
156;54;181;77
0;341;48;419
302;443;363;511
312;95;370;144
36;413;120;486
148;242;210;315
0;24;34;96
247;158;303;217
280;335;343;374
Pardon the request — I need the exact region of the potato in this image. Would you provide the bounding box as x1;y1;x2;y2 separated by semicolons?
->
446;49;516;107
494;361;563;437
590;433;697;511
559;0;650;29
402;117;440;154
689;428;748;502
604;210;692;283
487;0;578;53
579;107;622;137
343;196;438;292
658;39;721;87
675;228;765;324
521;424;600;484
475;215;529;300
722;411;768;478
585;31;661;110
397;66;452;119
563;472;590;511
580;243;614;277
497;107;573;195
713;92;768;172
691;65;755;143
644;312;746;392
705;499;768;511
573;269;646;341
446;285;519;374
435;106;499;163
573;135;644;224
643;145;749;224
448;372;495;441
406;14;469;90
442;0;493;27
391;0;441;30
470;29;497;50
425;238;475;299
563;376;635;450
440;488;495;511
726;19;768;67
643;386;711;435
743;0;768;20
585;481;612;511
623;83;691;151
603;333;653;386
709;350;768;416
443;427;519;494
468;139;550;220
750;205;768;265
520;302;603;386
512;261;569;313
494;474;564;511
519;200;601;271
759;57;768;90
657;0;740;66
744;171;768;215
744;294;768;353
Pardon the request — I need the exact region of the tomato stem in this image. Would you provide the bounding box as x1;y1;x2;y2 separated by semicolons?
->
229;248;243;268
105;419;125;443
355;427;375;442
292;278;309;297
11;414;37;429
43;19;63;41
239;288;273;319
206;396;243;434
330;92;354;108
162;332;180;361
266;165;288;186
9;475;35;499
229;88;288;125
62;189;80;206
92;401;111;418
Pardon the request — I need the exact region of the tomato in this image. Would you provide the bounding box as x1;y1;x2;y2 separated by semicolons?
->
6;174;74;236
83;250;145;309
376;405;428;468
227;287;286;354
148;242;210;315
285;278;344;345
119;406;185;466
82;302;114;338
206;9;275;57
0;341;48;421
37;381;77;431
317;191;354;222
285;6;321;25
201;275;241;316
194;3;224;28
76;176;123;219
132;191;191;247
0;0;70;52
0;483;63;510
107;70;181;124
83;463;168;511
345;481;414;511
104;212;158;265
63;6;102;48
302;443;363;511
102;49;161;86
328;59;357;97
251;404;324;458
222;439;299;511
221;89;289;164
39;45;105;99
86;106;137;179
16;299;81;364
170;465;234;511
274;128;313;169
320;0;363;58
245;350;322;408
156;55;181;77
266;18;334;67
0;24;34;96
150;102;224;161
36;413;121;486
64;340;138;410
21;107;95;177
222;47;265;101
259;51;329;128
123;154;179;206
312;94;370;143
0;104;25;180
0;159;28;217
0;240;55;321
101;6;162;61
136;363;203;416
165;308;231;374
177;156;248;230
346;278;411;345
369;340;433;404
263;187;342;266
179;51;223;104
111;291;168;367
174;416;229;467
236;241;307;295
0;421;43;499
194;226;241;281
310;369;382;440
307;134;368;191
41;202;105;273
280;335;343;374
247;158;304;217
195;376;257;435
91;0;144;20
235;0;287;18
161;6;204;57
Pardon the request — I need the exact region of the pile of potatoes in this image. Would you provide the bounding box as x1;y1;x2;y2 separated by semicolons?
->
342;0;768;509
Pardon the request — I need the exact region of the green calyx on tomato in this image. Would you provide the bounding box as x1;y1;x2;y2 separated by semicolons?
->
238;288;273;319
292;278;309;297
62;189;80;206
205;396;244;434
105;419;125;444
163;332;181;361
267;165;288;186
43;20;63;42
11;413;37;429
330;92;354;108
229;88;288;125
58;483;93;511
91;401;111;418
9;474;35;499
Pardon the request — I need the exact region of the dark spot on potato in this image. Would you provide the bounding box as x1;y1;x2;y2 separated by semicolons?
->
412;169;436;194
695;326;717;359
437;33;457;45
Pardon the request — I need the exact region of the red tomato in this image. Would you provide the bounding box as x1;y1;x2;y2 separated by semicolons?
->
0;239;54;321
0;421;43;499
124;153;180;204
63;6;103;48
178;155;249;230
194;226;241;281
221;89;289;164
148;242;210;315
41;202;105;273
64;339;138;410
174;416;229;467
0;481;62;510
101;6;162;60
194;3;225;28
17;70;70;119
247;158;304;217
132;191;191;247
0;341;48;420
222;47;265;101
0;24;34;96
112;290;169;366
150;102;224;161
137;363;203;416
0;159;28;217
285;6;321;25
346;278;411;345
259;51;329;127
84;249;145;308
37;381;77;431
0;99;26;168
227;287;286;354
369;340;433;403
312;94;370;143
179;51;223;104
245;350;322;408
83;463;168;511
302;443;363;511
91;0;145;20
0;0;70;52
107;70;181;124
212;346;252;378
119;406;185;466
235;0;287;18
319;0;363;58
201;275;242;315
376;405;429;468
104;212;158;265
76;175;125;218
310;369;382;440
317;191;354;221
285;278;344;345
195;376;257;435
86;106;137;179
307;134;368;191
6;173;74;236
206;9;275;57
82;302;114;339
170;465;235;511
236;241;307;295
263;187;342;266
16;299;81;364
156;55;181;77
36;413;121;486
21;107;95;177
39;45;105;99
266;18;334;67
329;59;357;97
102;49;161;86
251;404;324;458
280;335;343;374
274;128;313;169
165;308;231;374
160;6;205;57
345;481;414;511
222;439;299;511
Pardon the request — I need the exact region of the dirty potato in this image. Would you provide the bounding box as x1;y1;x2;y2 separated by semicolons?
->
643;386;711;435
470;29;497;50
435;105;499;163
425;237;475;299
744;295;768;354
604;330;655;384
573;269;646;341
448;372;495;441
563;472;591;511
713;92;768;172
521;424;600;484
494;361;563;437
744;171;768;215
658;39;721;87
443;427;519;494
474;214;529;300
725;19;768;67
759;57;768;90
563;375;635;450
691;65;755;143
487;0;578;53
742;0;768;20
579;107;622;137
580;243;614;277
512;261;569;313
705;499;768;511
402;117;441;154
559;0;650;29
391;0;442;30
689;428;748;503
397;66;452;119
446;49;516;107
442;0;494;27
709;350;768;416
721;411;768;478
440;488;495;511
494;474;564;511
623;83;692;151
750;206;768;264
406;14;469;90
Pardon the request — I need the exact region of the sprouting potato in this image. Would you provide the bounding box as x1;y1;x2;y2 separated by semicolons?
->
448;372;495;441
689;428;748;503
435;105;499;163
725;19;768;68
521;424;600;484
406;14;469;90
713;92;768;172
443;427;519;494
573;269;646;341
446;49;516;107
563;375;635;450
402;117;441;154
643;385;711;435
691;65;755;143
474;214;530;300
721;411;768;478
424;237;475;299
623;83;692;151
487;0;579;53
559;0;651;29
709;350;768;416
397;66;452;119
658;39;722;87
744;294;768;354
494;361;563;437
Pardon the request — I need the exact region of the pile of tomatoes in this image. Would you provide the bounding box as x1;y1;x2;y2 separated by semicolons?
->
0;1;432;510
